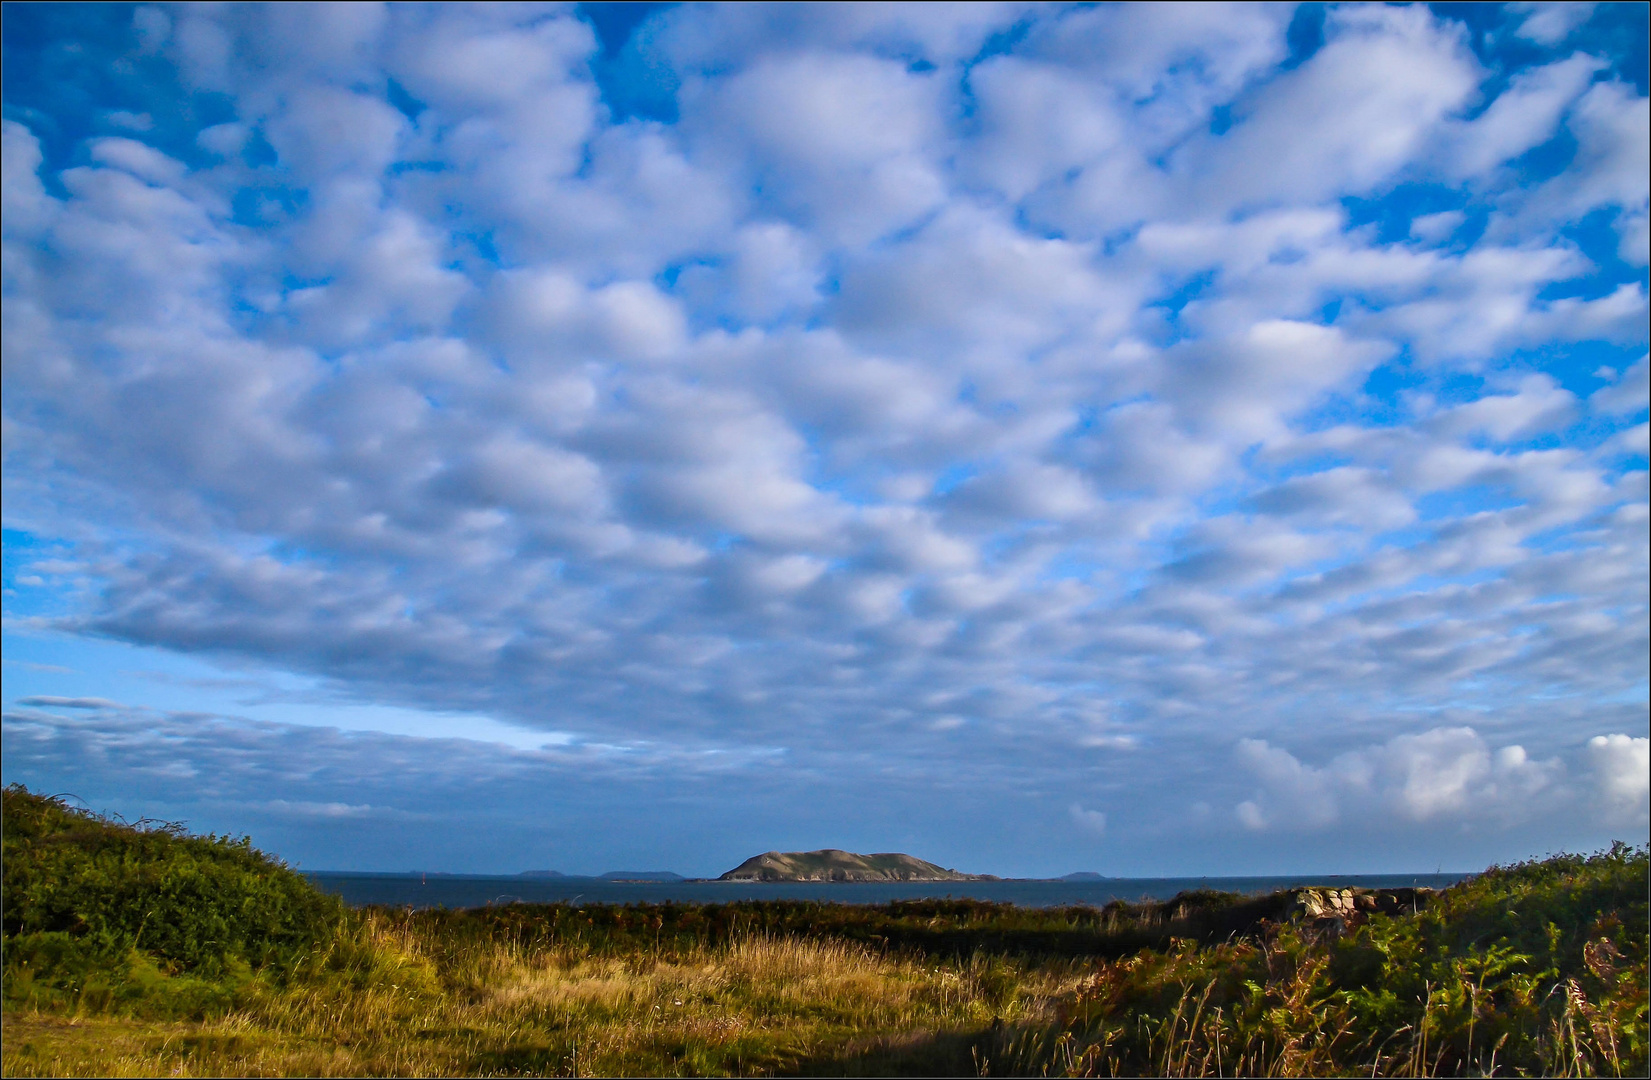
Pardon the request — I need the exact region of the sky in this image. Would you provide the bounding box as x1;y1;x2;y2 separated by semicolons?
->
2;1;1647;878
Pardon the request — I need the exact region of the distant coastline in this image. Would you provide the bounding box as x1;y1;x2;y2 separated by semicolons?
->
303;869;1468;884
301;847;1474;893
300;869;1477;913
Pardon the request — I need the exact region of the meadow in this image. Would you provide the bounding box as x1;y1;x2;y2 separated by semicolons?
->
2;784;1645;1077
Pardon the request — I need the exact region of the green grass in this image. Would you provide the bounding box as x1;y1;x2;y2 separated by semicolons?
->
3;784;1645;1076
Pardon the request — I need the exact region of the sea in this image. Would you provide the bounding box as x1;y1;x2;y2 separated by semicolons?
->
304;871;1473;910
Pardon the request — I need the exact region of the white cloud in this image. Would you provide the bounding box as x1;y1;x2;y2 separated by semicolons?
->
1411;210;1466;244
262;87;406;179
1191;5;1478;209
1427;374;1578;442
1234;738;1340;830
1591;354;1650;416
1023;2;1290;124
649;2;1029;74
131;6;170;53
2;2;1646;869
1;121;54;236
195;122;248;157
1069;803;1108;835
964;57;1126;204
263;799;378;820
1235;727;1568;831
1514;79;1651;247
1441;54;1602;179
1511;3;1597;46
1586;733;1650;817
684;50;948;245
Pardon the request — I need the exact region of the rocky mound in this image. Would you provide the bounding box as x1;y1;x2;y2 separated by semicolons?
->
1284;885;1435;927
719;849;992;882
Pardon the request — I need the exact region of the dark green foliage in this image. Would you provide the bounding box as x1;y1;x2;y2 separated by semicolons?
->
3;785;344;987
388;890;1316;967
985;841;1649;1077
1325;841;1650;1075
2;932;252;1018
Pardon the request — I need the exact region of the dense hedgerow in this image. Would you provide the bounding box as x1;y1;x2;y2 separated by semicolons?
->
2;784;346;999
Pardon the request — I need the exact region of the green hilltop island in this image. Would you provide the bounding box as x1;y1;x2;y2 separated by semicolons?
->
717;848;996;882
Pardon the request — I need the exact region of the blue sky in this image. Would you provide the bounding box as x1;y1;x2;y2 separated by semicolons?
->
3;1;1647;877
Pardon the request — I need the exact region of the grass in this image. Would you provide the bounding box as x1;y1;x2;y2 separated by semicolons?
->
3;909;1042;1076
3;785;1646;1076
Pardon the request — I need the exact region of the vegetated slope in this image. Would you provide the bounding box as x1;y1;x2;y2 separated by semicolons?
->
2;784;345;1011
719;848;992;881
976;842;1649;1078
3;782;1644;1077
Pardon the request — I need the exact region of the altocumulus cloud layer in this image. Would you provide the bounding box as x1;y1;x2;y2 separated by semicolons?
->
2;2;1647;875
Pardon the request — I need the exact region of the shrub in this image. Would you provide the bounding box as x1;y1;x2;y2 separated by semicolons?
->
2;784;344;986
983;842;1649;1077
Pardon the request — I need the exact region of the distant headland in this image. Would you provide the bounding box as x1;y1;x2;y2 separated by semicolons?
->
718;849;996;882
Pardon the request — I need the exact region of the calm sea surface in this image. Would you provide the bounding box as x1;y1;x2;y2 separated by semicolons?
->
305;872;1472;910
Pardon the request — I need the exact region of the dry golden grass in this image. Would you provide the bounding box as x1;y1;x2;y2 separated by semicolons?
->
3;914;1071;1077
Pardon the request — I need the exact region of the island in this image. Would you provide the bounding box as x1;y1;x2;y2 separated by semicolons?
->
718;848;996;882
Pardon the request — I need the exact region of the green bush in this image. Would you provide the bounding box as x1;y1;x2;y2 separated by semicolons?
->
3;784;344;987
987;842;1649;1077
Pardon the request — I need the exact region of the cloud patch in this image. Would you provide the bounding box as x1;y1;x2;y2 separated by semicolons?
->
1;2;1646;870
1232;727;1616;832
